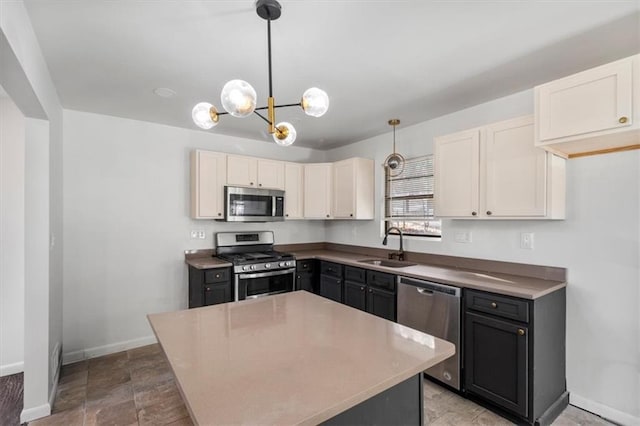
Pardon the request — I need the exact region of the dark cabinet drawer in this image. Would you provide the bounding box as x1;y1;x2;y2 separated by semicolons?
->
297;259;316;273
204;268;230;284
344;266;366;283
465;289;530;323
366;270;396;292
320;261;343;278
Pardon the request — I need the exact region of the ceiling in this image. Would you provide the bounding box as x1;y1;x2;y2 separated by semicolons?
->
23;1;640;150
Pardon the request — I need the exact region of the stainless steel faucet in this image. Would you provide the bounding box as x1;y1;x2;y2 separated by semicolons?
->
383;226;405;261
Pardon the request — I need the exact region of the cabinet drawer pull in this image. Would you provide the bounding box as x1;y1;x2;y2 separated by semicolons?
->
326;214;330;218
619;116;628;124
350;213;353;217
215;274;220;278
218;212;222;216
258;183;262;187
486;211;492;215
297;275;301;279
250;182;254;185
491;302;497;308
518;329;525;336
360;286;364;291
369;289;373;293
471;211;477;216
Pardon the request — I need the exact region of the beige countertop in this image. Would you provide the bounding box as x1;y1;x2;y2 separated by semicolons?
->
185;256;231;269
293;249;566;300
148;291;455;426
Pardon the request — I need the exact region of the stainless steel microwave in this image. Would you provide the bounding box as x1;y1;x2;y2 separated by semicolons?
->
224;186;285;222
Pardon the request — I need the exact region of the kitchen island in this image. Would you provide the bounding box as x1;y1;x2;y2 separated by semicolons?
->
148;291;455;425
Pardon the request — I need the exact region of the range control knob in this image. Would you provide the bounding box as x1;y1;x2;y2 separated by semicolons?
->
279;262;286;267
250;265;257;270
265;263;271;269
243;265;250;271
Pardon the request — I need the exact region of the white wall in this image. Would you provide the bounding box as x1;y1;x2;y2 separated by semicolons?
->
325;90;640;424
0;96;25;376
62;110;327;360
0;1;64;421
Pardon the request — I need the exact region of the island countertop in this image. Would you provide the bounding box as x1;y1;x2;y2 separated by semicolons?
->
148;291;455;425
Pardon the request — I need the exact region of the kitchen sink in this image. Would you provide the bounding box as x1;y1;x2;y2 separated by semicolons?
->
357;259;418;268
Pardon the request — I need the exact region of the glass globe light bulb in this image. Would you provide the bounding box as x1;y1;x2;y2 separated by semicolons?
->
301;87;329;117
192;102;218;129
220;80;257;117
273;122;296;146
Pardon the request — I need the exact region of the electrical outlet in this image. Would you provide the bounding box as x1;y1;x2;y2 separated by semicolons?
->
190;230;198;239
198;230;206;239
454;231;472;243
520;232;534;249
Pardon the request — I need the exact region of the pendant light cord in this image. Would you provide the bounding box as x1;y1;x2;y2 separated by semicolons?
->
393;124;396;154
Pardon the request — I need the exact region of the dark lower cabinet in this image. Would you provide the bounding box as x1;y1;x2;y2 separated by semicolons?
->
465;311;528;417
320;275;343;302
297;259;318;293
367;287;396;321
344;281;367;311
463;288;567;425
188;266;233;308
204;283;232;307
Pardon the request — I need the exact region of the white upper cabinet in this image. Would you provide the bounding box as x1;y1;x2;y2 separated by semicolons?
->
535;54;640;158
435;129;480;217
304;163;333;219
332;158;374;220
257;159;285;189
435;116;565;219
191;150;227;219
284;162;304;219
226;155;285;189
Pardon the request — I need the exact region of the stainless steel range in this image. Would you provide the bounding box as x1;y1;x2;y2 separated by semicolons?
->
216;231;296;301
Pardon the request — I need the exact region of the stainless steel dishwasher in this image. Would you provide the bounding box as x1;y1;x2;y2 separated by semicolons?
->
397;276;461;390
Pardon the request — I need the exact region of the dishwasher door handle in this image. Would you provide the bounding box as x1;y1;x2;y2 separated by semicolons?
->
417;287;434;296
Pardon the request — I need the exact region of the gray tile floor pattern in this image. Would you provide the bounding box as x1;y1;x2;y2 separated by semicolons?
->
423;378;616;426
27;344;617;425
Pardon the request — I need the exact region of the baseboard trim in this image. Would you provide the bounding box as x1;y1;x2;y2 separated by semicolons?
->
20;403;51;423
62;335;158;365
0;361;24;377
570;393;640;426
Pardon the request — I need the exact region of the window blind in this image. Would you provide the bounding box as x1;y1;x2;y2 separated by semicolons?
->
385;155;440;237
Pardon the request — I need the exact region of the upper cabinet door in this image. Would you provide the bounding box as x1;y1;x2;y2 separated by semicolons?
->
304;163;333;219
435;129;481;217
536;56;634;143
333;159;355;218
191;150;227;219
257;159;285;190
484;116;546;217
284;162;304;219
227;155;258;187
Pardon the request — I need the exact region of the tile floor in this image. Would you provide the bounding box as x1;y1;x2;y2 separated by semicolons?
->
28;344;614;426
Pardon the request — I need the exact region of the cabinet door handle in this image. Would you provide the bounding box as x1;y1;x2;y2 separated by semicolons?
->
486;211;492;216
285;214;289;217
218;213;222;216
471;211;477;216
619;116;628;124
491;302;497;308
350;213;353;217
215;274;220;278
518;329;525;336
336;280;341;284
326;214;330;218
250;182;254;186
369;289;373;293
360;286;365;291
258;183;262;187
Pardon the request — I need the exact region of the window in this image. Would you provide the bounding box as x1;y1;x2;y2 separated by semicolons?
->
385;155;441;238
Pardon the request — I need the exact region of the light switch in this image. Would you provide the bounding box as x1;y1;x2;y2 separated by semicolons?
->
520;232;534;249
198;230;206;239
190;230;198;239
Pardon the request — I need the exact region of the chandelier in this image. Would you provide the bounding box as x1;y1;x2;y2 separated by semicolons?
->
191;0;329;146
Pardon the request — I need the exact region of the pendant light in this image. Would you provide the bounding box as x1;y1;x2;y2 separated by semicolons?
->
191;0;329;146
384;119;405;176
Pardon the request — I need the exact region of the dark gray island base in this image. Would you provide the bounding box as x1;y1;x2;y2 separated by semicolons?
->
323;374;423;425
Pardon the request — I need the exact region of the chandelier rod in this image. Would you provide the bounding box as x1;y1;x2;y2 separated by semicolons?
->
267;18;273;98
255;102;301;111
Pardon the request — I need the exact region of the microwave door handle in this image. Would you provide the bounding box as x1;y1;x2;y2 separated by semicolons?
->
238;268;296;279
272;196;276;217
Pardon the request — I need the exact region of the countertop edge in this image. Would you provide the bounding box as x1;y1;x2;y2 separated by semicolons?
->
295;252;566;300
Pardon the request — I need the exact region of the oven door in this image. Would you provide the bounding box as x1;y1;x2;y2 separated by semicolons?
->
235;268;296;301
225;186;285;222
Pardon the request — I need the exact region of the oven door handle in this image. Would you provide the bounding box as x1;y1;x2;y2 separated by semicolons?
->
237;268;296;280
